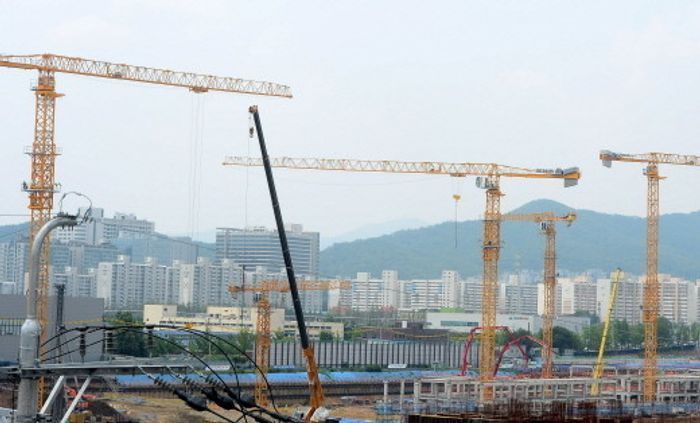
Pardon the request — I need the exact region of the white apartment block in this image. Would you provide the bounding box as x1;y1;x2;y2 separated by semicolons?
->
53;266;97;298
177;258;243;309
596;275;643;324
96;256;168;309
659;274;694;324
341;270;460;312
499;281;538;315
0;239;28;294
557;276;597;316
460;278;482;312
341;270;400;311
401;271;459;310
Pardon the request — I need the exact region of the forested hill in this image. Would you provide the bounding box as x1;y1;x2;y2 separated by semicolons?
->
320;199;700;279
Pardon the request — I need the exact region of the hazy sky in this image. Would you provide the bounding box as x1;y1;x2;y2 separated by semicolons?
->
2;1;700;241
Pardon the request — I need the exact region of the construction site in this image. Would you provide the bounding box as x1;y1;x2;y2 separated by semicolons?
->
2;4;700;423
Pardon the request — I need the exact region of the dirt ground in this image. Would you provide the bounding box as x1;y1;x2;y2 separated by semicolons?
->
103;393;382;422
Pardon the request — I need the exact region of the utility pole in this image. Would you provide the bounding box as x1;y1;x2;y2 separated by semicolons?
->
16;214;77;422
51;283;67;421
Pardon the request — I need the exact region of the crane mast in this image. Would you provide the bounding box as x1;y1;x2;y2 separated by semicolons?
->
254;293;272;407
0;53;291;402
229;279;350;407
479;177;501;392
645;163;660;402
541;222;556;379
501;211;576;378
600;150;700;402
224;155;580;395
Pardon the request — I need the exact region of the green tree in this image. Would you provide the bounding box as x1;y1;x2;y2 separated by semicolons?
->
691;322;700;343
675;322;691;345
580;323;602;351
273;329;290;341
236;330;255;354
150;337;181;356
110;311;147;357
630;323;644;348
657;317;673;347
319;330;334;342
552;326;581;351
345;326;363;341
612;320;631;349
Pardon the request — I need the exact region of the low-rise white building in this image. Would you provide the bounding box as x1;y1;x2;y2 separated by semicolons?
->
143;304;343;339
425;312;539;333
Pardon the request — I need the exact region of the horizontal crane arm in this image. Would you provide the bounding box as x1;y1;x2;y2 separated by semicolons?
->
223;156;581;185
501;212;577;223
0;53;292;98
600;150;700;167
228;279;350;294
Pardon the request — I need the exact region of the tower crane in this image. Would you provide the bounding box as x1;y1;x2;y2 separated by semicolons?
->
223;156;580;393
600;150;700;402
501;211;576;378
228;279;350;407
0;53;291;399
591;268;623;396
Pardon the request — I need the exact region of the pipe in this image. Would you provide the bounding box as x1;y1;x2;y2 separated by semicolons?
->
17;214;77;422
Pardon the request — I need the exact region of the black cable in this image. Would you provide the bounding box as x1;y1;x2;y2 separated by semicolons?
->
178;326;281;414
71;327;295;423
42;337;105;363
41;324;246;400
115;327;264;423
57;325;247;403
40;327;103;358
46;323;278;412
132;327;296;423
42;324;292;421
139;367;238;423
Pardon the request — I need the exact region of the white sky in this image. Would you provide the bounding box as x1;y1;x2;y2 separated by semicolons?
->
1;1;700;241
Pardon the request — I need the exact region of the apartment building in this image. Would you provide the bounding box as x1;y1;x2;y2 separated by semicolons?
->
96;256;168;309
659;274;694;324
53;266;97;298
216;224;319;277
177;258;243;308
499;281;538;315
401;271;459;310
341;270;400;311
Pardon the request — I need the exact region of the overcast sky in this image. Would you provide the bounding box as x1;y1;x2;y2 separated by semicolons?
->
1;1;700;241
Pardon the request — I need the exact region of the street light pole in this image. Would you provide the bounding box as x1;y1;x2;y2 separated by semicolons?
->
16;214;77;422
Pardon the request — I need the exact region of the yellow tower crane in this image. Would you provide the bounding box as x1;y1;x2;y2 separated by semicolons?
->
0;53;291;399
222;156;580;394
228;279;350;407
591;268;623;396
600;151;700;402
501;211;576;378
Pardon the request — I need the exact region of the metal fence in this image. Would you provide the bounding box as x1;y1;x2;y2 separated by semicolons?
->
264;340;469;369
